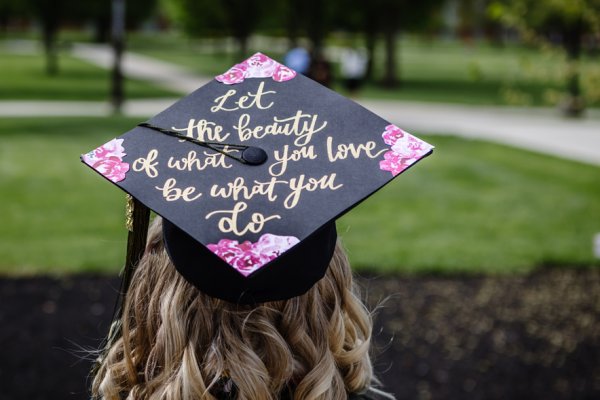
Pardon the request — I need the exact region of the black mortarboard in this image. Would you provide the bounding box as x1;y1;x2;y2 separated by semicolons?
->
82;53;433;304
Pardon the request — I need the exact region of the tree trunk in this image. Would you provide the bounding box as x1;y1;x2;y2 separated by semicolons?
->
562;19;584;117
287;0;300;49
307;0;324;55
0;16;8;34
94;16;111;43
42;23;58;76
383;27;398;88
111;0;125;114
238;36;248;60
365;29;376;81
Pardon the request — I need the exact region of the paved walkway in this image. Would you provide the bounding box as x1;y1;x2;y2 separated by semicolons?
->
358;100;600;166
2;43;599;166
71;43;212;93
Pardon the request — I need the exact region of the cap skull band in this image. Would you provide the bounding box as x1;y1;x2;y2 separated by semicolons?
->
82;53;434;304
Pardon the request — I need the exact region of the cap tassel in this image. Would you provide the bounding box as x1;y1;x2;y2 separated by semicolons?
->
91;195;150;378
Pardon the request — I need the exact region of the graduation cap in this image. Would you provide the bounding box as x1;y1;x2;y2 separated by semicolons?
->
82;53;433;305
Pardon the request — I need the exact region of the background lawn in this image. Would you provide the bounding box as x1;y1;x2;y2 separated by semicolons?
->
3;34;598;107
1;117;598;275
127;33;600;107
0;49;178;100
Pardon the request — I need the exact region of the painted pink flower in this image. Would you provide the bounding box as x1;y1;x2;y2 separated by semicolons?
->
82;138;129;183
207;233;300;277
229;251;265;276
92;157;130;183
391;136;431;159
93;138;126;159
245;53;277;77
382;124;405;146
378;124;433;176
214;52;297;85
207;239;245;260
272;64;297;82
215;64;247;85
255;234;299;257
379;150;411;176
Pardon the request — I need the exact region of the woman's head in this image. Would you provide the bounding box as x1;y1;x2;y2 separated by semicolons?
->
93;217;381;400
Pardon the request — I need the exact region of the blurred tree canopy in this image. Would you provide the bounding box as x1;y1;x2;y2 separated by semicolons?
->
86;0;158;43
371;0;445;87
2;0;157;75
172;0;445;86
0;0;27;32
29;0;71;75
489;0;600;115
173;0;263;58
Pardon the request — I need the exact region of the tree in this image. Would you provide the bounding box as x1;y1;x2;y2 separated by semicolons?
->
489;0;600;116
24;0;157;75
174;0;261;59
173;0;226;38
329;0;444;85
0;0;27;33
330;0;377;80
30;0;65;75
222;0;260;57
360;0;445;88
85;0;159;43
284;0;303;47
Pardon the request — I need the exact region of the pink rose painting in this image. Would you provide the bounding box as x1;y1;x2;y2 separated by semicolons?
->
272;64;297;82
217;64;247;85
379;151;410;177
82;138;130;183
208;233;300;277
379;124;433;176
244;53;278;77
382;124;405;146
216;52;297;85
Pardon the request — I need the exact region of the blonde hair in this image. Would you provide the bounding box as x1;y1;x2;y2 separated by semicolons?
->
92;217;391;400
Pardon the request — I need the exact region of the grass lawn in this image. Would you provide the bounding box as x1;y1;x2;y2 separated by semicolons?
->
1;117;599;276
0;50;178;100
127;33;600;107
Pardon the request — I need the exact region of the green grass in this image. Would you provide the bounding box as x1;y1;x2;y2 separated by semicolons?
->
127;33;600;107
338;135;600;273
0;117;133;275
1;117;599;275
356;39;565;106
5;33;598;106
0;50;178;100
127;33;244;77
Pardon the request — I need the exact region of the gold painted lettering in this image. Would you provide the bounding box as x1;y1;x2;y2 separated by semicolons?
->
269;145;317;176
234;110;327;146
234;114;252;141
167;150;232;171
132;149;159;178
284;173;343;209
209;177;286;202
326;137;387;162
210;81;276;113
205;201;281;236
210;89;238;112
155;178;202;202
171;119;229;142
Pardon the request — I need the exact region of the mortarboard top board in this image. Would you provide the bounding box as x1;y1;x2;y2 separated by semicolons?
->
82;53;434;305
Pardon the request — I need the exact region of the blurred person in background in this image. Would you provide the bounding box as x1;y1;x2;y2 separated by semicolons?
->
340;48;368;96
284;46;311;75
308;52;333;88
